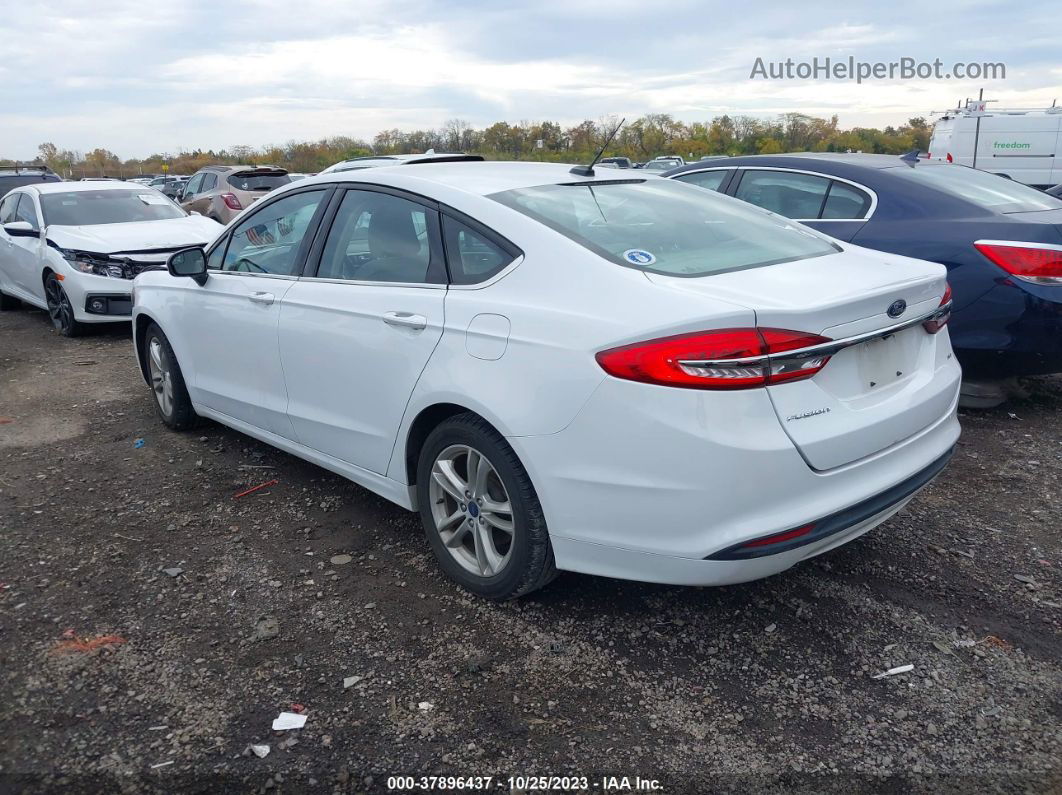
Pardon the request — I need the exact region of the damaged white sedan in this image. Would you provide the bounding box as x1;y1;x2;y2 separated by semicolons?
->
0;181;221;336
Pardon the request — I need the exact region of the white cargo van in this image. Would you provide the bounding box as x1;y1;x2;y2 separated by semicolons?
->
928;105;1062;188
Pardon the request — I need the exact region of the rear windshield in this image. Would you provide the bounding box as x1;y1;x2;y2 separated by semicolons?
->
891;165;1062;213
491;179;839;277
227;173;291;191
40;189;185;226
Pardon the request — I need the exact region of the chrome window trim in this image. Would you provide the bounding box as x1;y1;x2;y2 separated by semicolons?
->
673;165;878;222
679;301;952;369
211;271;300;281
297;276;447;290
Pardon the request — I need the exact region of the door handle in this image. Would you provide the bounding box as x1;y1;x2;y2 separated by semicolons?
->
382;311;427;330
248;291;275;305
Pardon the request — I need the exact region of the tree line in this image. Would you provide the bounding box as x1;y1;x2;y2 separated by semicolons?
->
4;113;932;178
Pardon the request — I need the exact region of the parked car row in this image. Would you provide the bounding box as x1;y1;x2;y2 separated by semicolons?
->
662;154;1062;406
1;151;1055;600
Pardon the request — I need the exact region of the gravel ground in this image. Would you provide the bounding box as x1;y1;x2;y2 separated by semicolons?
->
1;306;1060;794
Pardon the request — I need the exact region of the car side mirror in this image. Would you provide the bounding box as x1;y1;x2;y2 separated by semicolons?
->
3;221;37;238
167;247;208;286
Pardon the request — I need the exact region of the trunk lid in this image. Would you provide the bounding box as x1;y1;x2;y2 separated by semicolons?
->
646;246;956;470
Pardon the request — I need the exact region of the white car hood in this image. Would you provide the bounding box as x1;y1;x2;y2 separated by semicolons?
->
47;216;223;256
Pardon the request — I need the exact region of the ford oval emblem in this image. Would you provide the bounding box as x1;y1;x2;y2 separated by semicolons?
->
887;299;907;318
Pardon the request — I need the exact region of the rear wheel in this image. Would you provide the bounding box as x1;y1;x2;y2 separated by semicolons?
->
416;414;556;600
0;290;20;310
44;273;86;337
144;323;198;430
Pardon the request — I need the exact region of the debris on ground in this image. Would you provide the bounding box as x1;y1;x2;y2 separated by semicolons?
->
249;744;270;758
343;675;364;689
52;634;127;654
418;702;434;712
329;554;352;565
161;567;183;578
233;479;279;499
872;664;914;679
271;712;307;731
133;438;145;448
253;616;280;641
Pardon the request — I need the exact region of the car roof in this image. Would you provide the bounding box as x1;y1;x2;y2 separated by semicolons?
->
31;181;160;195
300;160;662;197
670;152;910;172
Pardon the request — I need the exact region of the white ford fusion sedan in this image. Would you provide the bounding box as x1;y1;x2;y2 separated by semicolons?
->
0;181;221;336
131;162;960;599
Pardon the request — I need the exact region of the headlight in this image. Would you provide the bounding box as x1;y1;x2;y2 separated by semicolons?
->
61;250;133;279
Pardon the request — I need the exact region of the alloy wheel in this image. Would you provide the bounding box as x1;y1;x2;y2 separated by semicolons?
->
147;337;174;417
428;444;515;577
45;277;73;333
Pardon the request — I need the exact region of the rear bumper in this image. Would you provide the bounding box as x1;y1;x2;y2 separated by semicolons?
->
952;282;1062;376
511;375;960;586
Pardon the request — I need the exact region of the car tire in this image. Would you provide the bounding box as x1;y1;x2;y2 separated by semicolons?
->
143;323;199;430
43;272;86;337
416;413;557;600
0;290;20;310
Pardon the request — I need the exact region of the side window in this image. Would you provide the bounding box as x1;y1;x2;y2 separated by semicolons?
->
14;195;40;230
223;190;326;275
442;216;514;285
184;174;204;197
821;181;872;219
0;193;19;224
317;190;434;283
735;170;831;219
201;173;217;192
674;170;729;193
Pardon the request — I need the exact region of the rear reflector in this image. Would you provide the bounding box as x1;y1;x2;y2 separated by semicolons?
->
923;282;952;334
975;242;1062;285
741;523;815;548
596;328;832;390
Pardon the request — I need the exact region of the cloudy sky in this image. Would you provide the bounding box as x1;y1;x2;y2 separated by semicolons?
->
1;0;1059;159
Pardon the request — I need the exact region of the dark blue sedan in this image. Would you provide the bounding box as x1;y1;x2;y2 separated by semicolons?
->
664;154;1062;401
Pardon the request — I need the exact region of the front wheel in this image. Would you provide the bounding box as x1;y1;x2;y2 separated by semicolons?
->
144;323;199;430
416;414;556;600
44;273;85;337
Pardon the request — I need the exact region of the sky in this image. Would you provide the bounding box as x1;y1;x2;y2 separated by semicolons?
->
1;0;1060;159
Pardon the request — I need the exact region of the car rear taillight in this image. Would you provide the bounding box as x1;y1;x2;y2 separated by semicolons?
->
221;193;243;211
923;282;952;334
595;328;832;390
974;242;1062;285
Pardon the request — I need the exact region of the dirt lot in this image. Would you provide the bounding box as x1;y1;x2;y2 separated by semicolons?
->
1;305;1060;794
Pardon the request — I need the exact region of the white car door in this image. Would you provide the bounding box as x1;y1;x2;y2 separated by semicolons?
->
278;187;447;474
0;192;44;300
177;186;331;437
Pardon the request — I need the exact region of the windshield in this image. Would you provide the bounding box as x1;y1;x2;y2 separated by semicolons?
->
891;165;1062;213
226;173;290;192
40;189;185;226
491;179;839;277
643;161;674;171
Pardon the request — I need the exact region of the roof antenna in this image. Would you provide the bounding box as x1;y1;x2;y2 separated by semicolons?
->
570;118;625;177
899;149;921;163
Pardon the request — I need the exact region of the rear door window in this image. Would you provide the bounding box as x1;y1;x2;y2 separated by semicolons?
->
735;170;831;219
316;190;437;283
